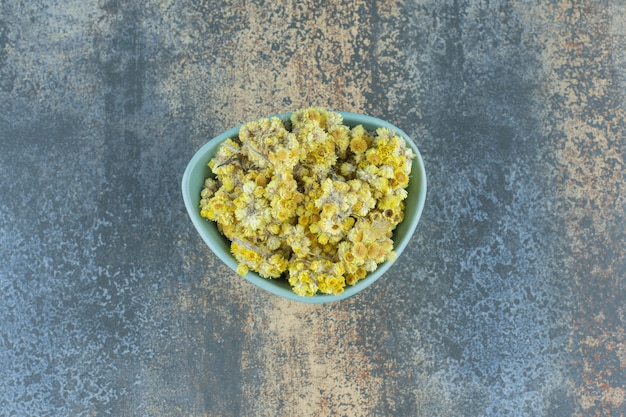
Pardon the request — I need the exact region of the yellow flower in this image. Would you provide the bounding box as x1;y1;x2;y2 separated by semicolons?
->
284;224;312;256
265;236;282;251
342;249;356;264
317;215;344;238
350;136;368;154
200;107;415;296
269;145;299;169
274;207;292;222
291;107;323;127
220;174;238;192
208;139;243;170
236;264;249;276
364;259;378;272
378;165;394;179
288;270;318;297
345;273;358;286
317;233;330;245
258;253;289;278
201;178;219;198
268;223;281;235
356;164;379;186
234;194;269;231
200;207;212;219
353;242;368;260
338;162;356;179
315;178;353;212
366;148;383;165
342;216;356;231
317;273;346;295
329;125;350;158
394;169;409;188
356;267;367;279
231;239;264;271
353;186;376;216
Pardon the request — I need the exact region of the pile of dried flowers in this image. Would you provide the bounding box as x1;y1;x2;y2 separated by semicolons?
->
199;107;414;296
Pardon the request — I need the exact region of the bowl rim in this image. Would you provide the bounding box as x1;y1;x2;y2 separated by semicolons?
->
182;111;427;303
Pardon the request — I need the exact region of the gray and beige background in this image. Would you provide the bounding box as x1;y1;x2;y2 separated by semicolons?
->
1;0;625;416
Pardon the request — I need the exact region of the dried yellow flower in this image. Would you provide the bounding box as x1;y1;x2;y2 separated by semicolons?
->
199;107;414;296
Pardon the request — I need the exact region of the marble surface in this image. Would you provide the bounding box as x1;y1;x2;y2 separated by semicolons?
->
1;0;625;416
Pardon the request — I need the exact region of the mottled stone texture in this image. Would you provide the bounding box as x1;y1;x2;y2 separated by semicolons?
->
1;0;624;416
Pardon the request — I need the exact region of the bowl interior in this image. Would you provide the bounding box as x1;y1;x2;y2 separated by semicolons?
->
182;112;427;303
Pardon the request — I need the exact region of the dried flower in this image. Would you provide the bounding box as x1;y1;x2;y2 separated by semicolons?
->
199;107;414;296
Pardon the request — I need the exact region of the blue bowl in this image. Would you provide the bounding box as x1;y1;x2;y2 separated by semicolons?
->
182;112;427;303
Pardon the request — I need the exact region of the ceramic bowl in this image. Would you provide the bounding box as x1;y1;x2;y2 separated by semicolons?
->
182;111;427;303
